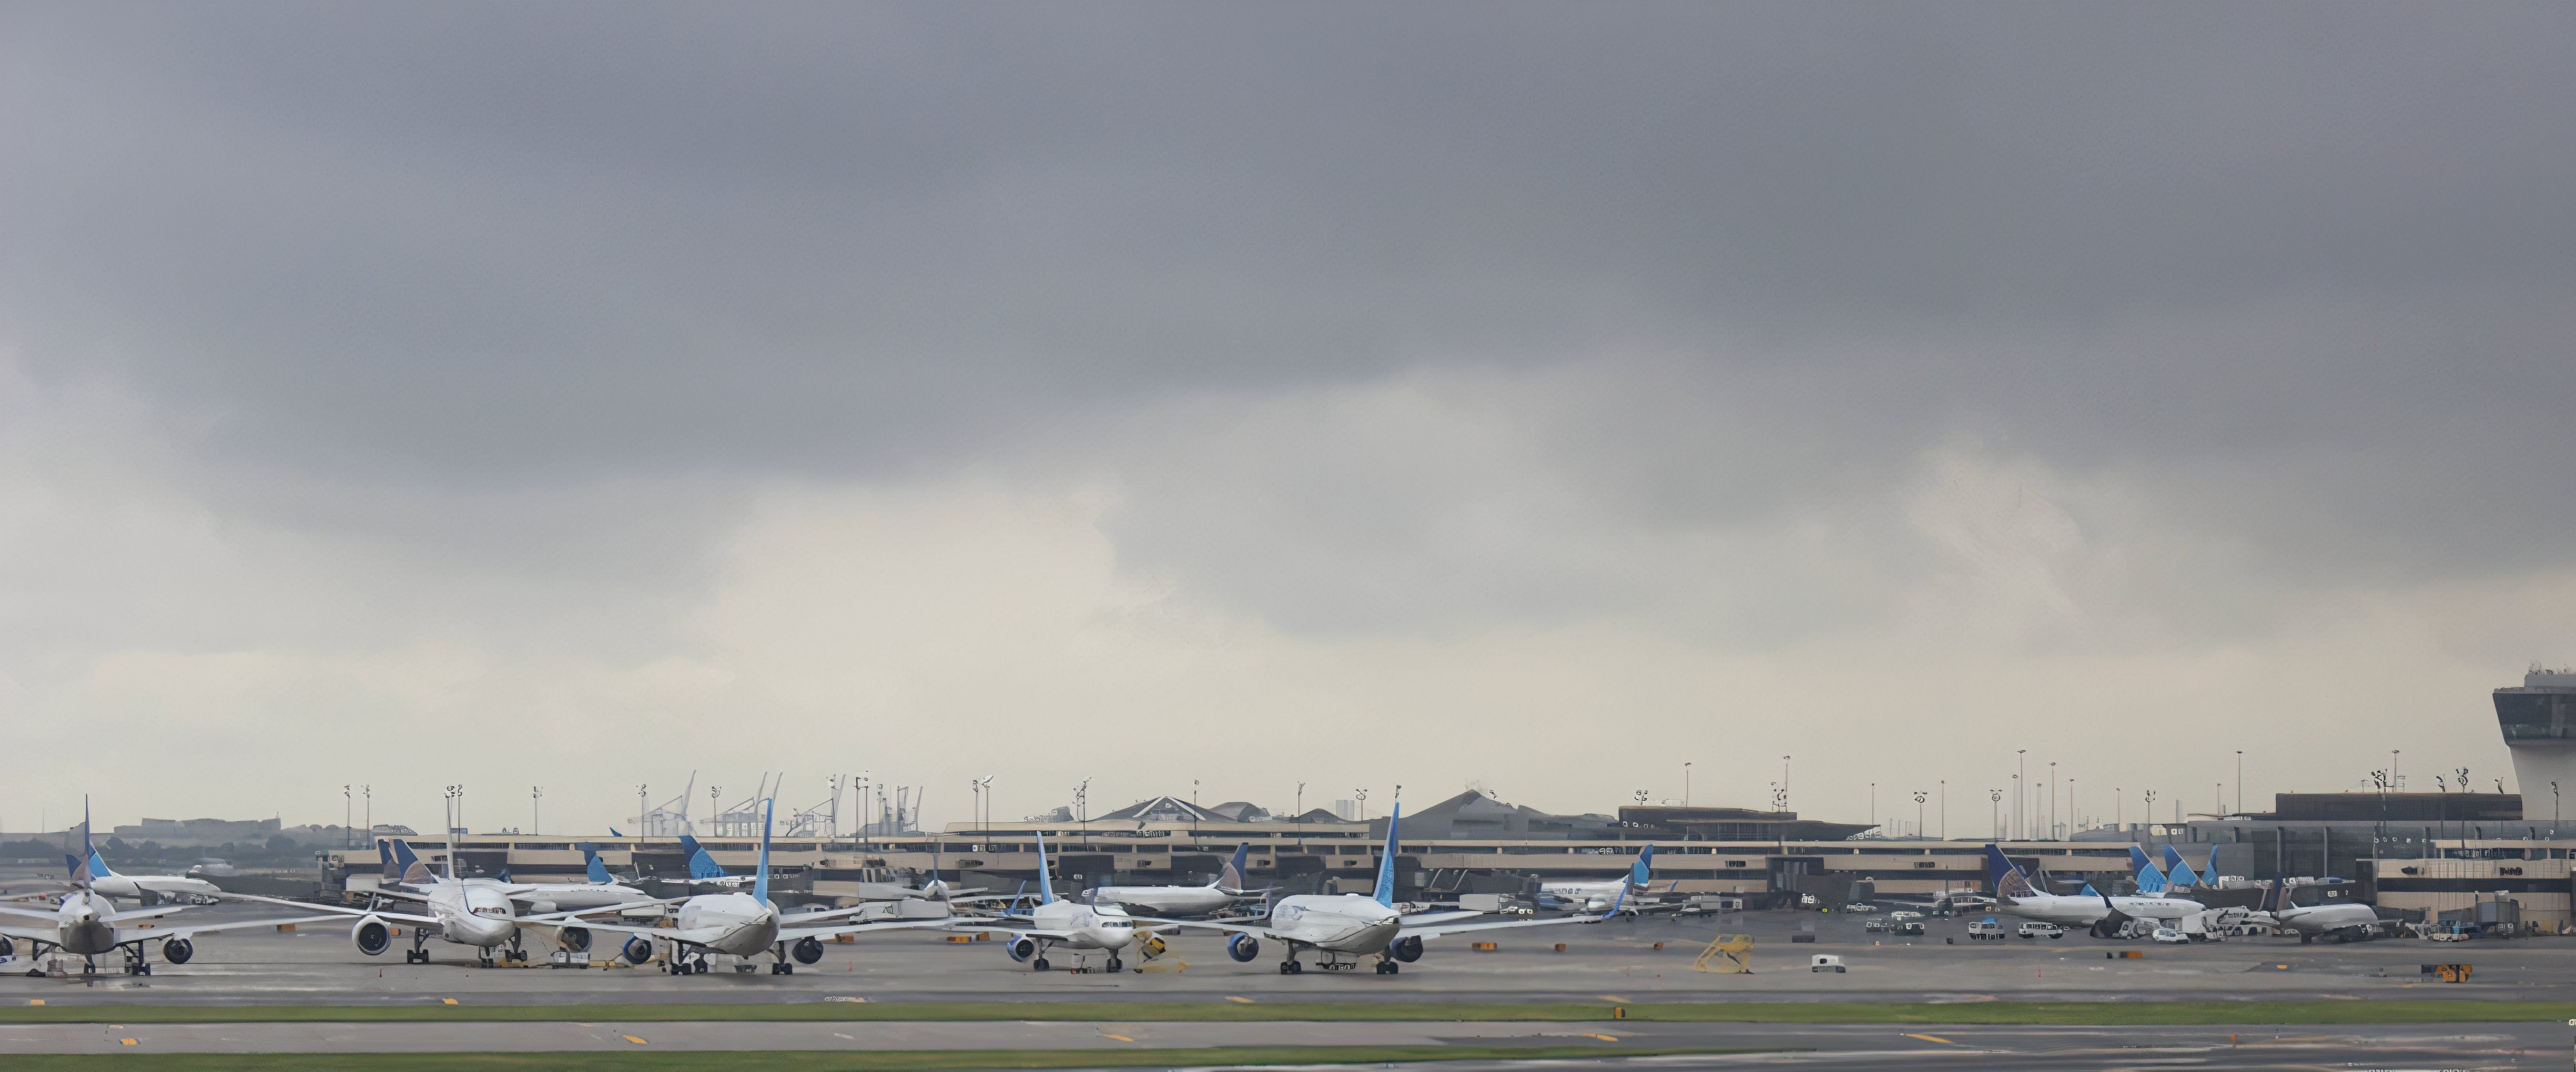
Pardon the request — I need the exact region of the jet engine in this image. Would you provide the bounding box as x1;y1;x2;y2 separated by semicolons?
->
0;937;15;958
622;936;656;965
163;938;196;964
793;937;825;965
558;927;592;953
1225;933;1261;963
1387;935;1424;963
1007;936;1040;963
522;900;559;916
352;915;393;956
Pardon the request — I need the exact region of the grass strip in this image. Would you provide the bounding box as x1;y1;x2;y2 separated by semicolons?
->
0;999;2565;1025
0;1046;1735;1070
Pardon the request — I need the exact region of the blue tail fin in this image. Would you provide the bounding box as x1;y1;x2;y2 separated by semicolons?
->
1035;829;1056;905
1372;803;1402;907
2078;882;2099;897
2129;845;2167;893
390;840;434;884
1218;843;1250;891
679;833;727;880
2160;845;2199;888
580;842;613;884
1629;844;1654;890
378;839;399;881
1982;844;2039;901
73;797;103;884
752;800;773;906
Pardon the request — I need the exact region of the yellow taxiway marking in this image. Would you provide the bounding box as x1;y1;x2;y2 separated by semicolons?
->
1598;994;1634;1003
1102;1034;1137;1043
1904;1033;1959;1045
119;1039;139;1046
1584;1034;1620;1042
623;1035;648;1045
1225;996;1257;1004
25;1000;43;1006
440;998;459;1005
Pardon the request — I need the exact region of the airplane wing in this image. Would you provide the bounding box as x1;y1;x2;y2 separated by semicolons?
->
1394;910;1486;927
214;893;440;927
1132;916;1287;943
0;924;56;944
0;903;63;923
143;912;361;941
778;917;967;943
553;919;739;947
1399;912;1607;942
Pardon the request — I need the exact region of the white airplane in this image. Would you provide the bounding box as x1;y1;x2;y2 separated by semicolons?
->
0;813;339;976
1080;843;1266;918
1539;845;1656;912
955;829;1175;973
231;839;660;966
2253;878;2380;943
1153;803;1625;975
566;799;964;975
1983;845;2204;937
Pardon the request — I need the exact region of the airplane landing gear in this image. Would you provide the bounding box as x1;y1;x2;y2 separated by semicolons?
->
1031;957;1052;971
1104;957;1122;973
407;931;432;964
121;946;152;976
476;949;498;968
1374;958;1399;975
1278;959;1303;975
769;962;794;975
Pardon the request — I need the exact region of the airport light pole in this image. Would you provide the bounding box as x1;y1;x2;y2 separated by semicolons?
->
2048;761;2057;840
1939;780;1946;841
1684;762;1692;808
2235;750;2244;816
531;786;541;836
2015;750;2026;840
1913;791;1926;839
1781;757;1791;810
1989;789;2001;840
344;785;352;848
362;785;370;846
1869;783;1876;833
2552;781;2560;838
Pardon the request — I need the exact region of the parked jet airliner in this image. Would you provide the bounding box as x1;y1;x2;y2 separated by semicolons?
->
1983;845;2204;937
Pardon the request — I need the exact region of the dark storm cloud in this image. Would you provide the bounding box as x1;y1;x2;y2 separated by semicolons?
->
3;2;2570;586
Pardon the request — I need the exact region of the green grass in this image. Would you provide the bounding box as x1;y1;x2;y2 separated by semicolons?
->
0;1046;1735;1070
0;999;2567;1026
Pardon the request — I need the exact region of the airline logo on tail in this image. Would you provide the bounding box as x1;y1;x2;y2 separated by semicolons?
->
678;834;728;881
1982;844;2041;902
1218;843;1250;892
390;840;436;884
379;839;401;882
2160;846;2202;889
579;842;614;885
2129;846;2168;893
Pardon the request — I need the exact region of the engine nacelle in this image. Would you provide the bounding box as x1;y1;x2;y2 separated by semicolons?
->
1006;936;1040;963
622;936;656;965
1388;934;1424;963
558;927;592;953
523;900;560;916
1225;933;1261;963
352;915;393;956
793;936;825;965
163;938;196;964
0;936;15;958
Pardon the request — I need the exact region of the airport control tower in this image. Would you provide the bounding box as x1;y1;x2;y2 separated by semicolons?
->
2497;667;2576;821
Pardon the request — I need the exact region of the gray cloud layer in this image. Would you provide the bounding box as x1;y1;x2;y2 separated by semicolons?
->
2;3;2570;828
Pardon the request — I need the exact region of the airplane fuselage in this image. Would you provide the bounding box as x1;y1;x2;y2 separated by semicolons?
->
672;892;783;957
1995;893;2204;928
1263;893;1404;955
1084;884;1242;917
2273;902;2378;937
91;874;221;903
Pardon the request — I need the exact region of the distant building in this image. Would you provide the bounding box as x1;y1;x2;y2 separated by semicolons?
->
2499;667;2576;816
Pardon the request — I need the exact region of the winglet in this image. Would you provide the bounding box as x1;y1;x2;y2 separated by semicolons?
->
752;799;774;907
1372;803;1402;908
1217;842;1250;892
1035;828;1057;906
1596;882;1629;921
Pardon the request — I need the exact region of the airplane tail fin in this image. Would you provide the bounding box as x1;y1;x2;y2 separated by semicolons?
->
680;833;726;881
1982;844;2039;902
1629;843;1654;891
391;840;435;885
69;797;100;886
580;842;614;884
2129;845;2167;893
1035;829;1056;906
378;839;400;881
1372;803;1402;908
1217;843;1250;891
2161;845;2200;888
752;799;773;906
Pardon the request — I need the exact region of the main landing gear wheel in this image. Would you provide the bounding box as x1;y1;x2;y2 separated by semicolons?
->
1031;957;1051;971
1279;960;1303;975
1374;960;1398;975
770;963;794;975
1104;957;1122;973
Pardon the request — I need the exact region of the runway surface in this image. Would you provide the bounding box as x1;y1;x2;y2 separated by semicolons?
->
0;1018;2566;1067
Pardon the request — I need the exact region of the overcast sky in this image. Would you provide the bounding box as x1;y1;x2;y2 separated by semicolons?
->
4;2;2571;836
